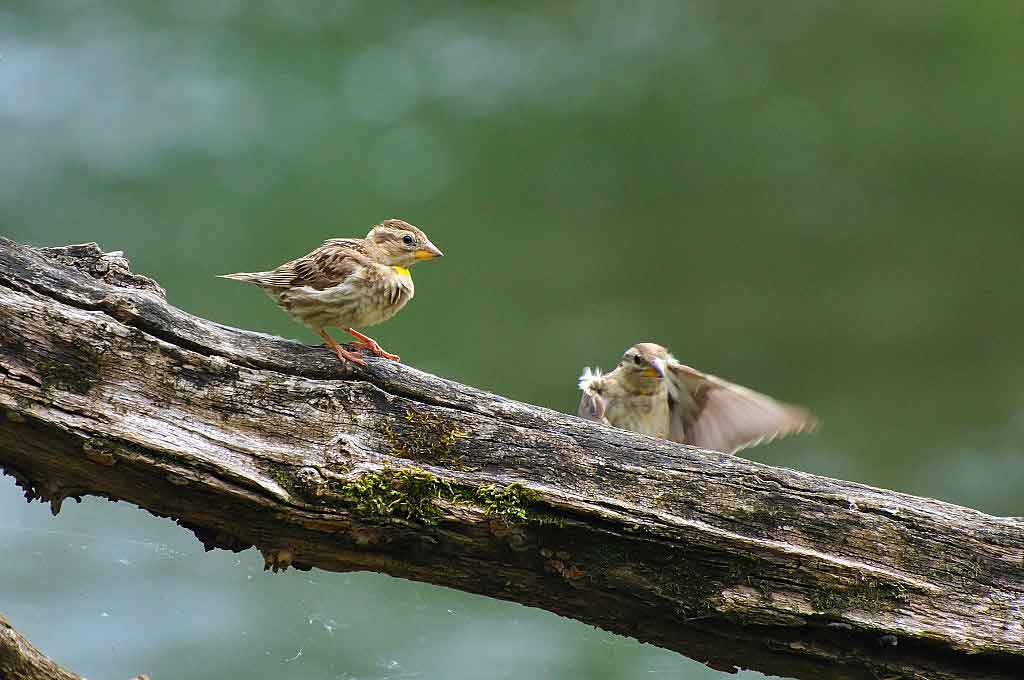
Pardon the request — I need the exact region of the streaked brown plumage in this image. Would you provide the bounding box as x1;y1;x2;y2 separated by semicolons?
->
578;343;817;454
219;219;443;366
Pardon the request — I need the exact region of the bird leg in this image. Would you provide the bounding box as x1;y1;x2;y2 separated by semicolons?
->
345;328;400;362
315;328;367;366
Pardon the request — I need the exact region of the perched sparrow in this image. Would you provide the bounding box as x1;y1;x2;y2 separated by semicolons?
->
219;219;443;366
578;342;817;454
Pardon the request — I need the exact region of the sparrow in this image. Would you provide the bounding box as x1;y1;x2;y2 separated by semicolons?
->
578;343;817;454
219;219;443;366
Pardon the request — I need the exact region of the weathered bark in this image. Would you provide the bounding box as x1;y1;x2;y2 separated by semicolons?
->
0;613;82;680
0;238;1021;680
0;613;149;680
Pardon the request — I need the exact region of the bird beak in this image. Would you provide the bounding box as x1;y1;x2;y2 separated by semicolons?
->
643;358;667;379
415;241;444;260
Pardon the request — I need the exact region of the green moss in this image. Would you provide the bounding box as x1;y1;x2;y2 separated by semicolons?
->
653;554;733;619
38;356;99;395
271;469;292;490
332;466;550;530
338;467;453;525
527;510;567;529
596;549;779;620
476;482;536;524
382;408;470;470
727;555;772;602
663;579;719;618
811;578;910;613
267;465;337;502
810;585;850;611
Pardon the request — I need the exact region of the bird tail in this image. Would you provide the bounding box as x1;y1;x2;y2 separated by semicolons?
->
218;271;269;283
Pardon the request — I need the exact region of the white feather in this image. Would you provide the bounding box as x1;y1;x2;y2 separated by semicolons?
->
578;366;603;392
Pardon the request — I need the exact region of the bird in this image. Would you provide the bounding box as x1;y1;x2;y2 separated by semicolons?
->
218;219;443;366
578;342;817;454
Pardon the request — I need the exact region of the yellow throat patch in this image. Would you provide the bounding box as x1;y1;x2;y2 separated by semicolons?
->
392;265;412;278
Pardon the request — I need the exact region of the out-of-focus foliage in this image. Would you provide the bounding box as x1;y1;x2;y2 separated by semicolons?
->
1;2;1021;678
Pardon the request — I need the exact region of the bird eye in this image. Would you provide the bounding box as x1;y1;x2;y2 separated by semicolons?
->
633;355;644;365
402;234;415;246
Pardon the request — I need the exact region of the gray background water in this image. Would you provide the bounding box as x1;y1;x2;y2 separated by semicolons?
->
2;2;1022;678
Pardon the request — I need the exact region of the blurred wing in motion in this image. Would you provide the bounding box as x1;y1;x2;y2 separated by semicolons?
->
666;362;818;454
577;367;609;424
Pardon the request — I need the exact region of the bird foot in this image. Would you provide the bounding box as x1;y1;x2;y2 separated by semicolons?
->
346;328;400;362
332;344;369;367
316;328;368;366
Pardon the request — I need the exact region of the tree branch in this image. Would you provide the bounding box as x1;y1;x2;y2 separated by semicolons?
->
0;237;1021;680
0;612;79;680
0;612;103;680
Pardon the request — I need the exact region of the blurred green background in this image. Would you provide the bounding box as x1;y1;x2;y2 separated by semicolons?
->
2;1;1022;678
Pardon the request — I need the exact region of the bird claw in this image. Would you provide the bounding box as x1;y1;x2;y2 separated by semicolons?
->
331;344;368;366
315;328;369;366
346;329;400;362
355;342;400;362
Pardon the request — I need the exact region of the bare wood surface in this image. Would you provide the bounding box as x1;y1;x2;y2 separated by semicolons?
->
0;237;1022;680
0;612;82;680
0;612;148;680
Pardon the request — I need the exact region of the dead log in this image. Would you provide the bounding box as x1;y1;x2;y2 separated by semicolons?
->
0;237;1021;680
0;612;79;680
0;612;149;680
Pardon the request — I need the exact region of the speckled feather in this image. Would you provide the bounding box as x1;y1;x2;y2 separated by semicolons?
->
218;219;442;355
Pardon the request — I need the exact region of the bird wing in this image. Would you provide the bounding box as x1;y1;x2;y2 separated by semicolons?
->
665;361;818;454
294;241;372;290
220;239;371;289
274;240;371;290
577;367;609;424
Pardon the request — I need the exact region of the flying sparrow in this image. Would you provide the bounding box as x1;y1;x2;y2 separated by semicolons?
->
219;219;443;366
578;343;817;454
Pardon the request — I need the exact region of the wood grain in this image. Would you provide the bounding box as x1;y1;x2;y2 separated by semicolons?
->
1;238;1021;680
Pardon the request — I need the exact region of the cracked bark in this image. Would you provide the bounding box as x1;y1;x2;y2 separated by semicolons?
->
0;612;147;679
0;612;82;680
0;237;1021;680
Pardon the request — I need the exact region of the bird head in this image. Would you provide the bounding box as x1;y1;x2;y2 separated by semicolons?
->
617;342;670;389
366;219;444;267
